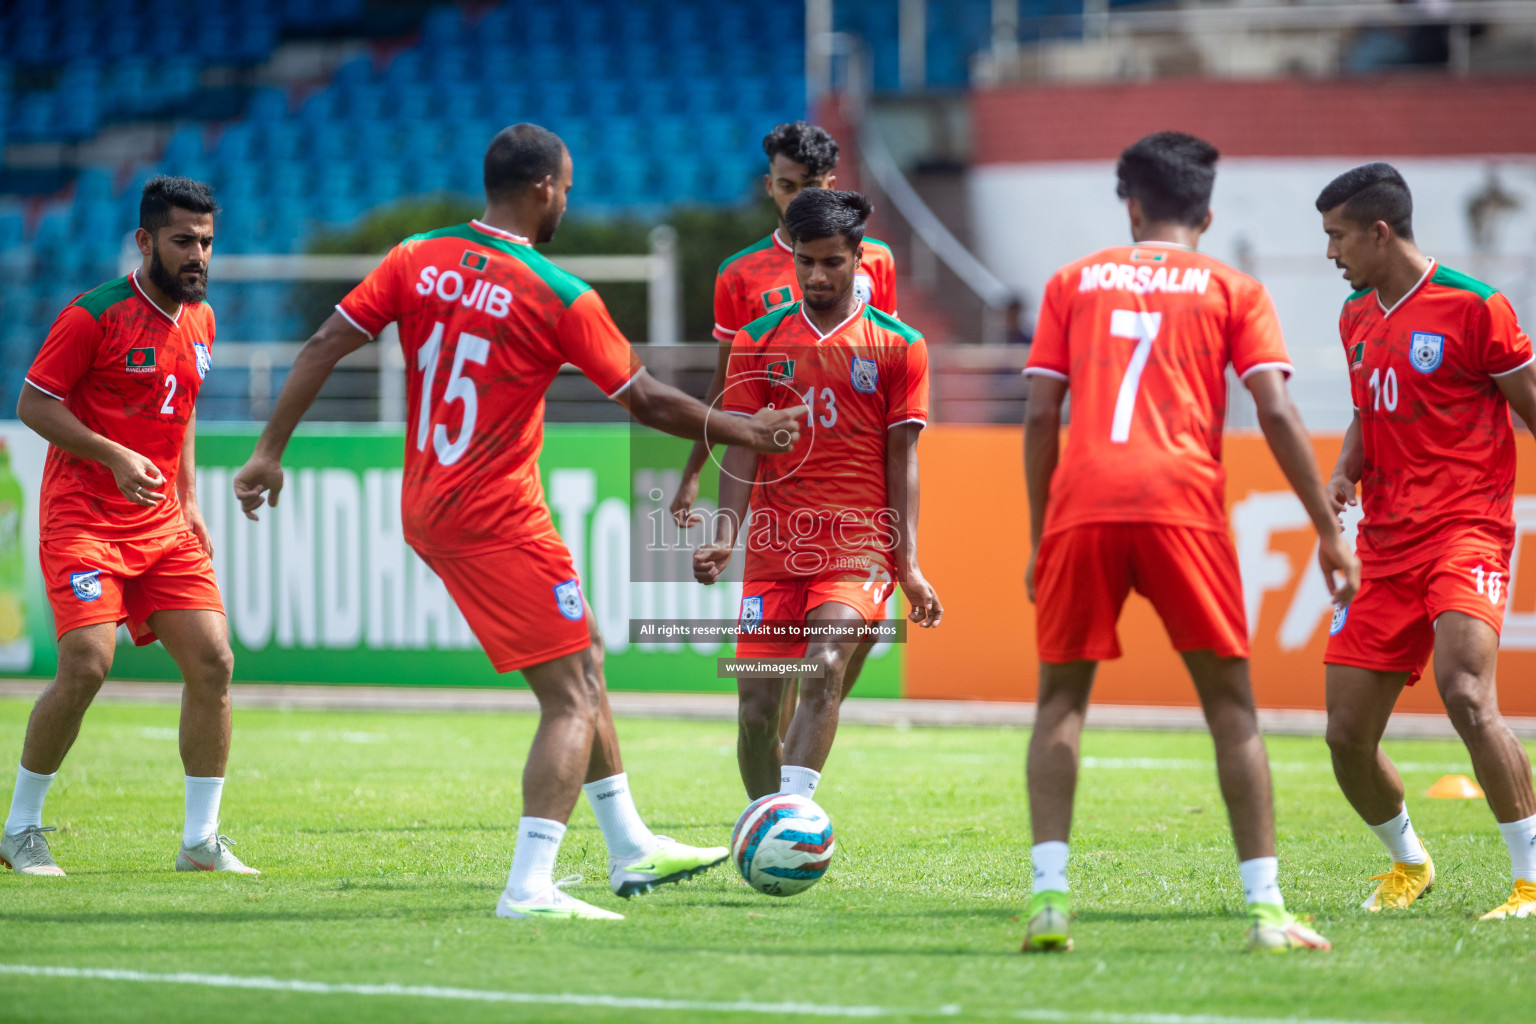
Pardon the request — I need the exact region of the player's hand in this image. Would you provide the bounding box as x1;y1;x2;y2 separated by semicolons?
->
184;501;214;557
109;447;166;506
693;540;734;585
744;405;809;455
900;568;943;628
1025;548;1038;603
1326;472;1358;520
233;454;284;521
1318;530;1361;607
671;471;702;529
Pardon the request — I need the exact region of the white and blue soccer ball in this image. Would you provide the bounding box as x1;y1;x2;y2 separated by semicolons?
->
730;793;836;897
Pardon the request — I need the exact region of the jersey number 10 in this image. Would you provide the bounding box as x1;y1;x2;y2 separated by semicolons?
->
415;321;490;466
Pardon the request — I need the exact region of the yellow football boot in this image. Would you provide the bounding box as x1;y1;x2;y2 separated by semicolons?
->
1479;879;1536;920
1362;843;1435;911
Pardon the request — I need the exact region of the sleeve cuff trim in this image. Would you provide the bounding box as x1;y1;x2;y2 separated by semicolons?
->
24;378;66;401
1238;361;1294;381
1023;367;1069;381
1490;353;1535;378
334;304;376;339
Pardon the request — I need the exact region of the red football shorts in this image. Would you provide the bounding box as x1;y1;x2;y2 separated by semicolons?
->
1033;523;1248;663
735;579;894;658
1324;545;1509;685
421;531;591;673
42;529;224;645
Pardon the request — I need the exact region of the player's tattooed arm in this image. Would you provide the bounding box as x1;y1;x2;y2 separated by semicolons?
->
618;369;807;457
693;444;756;585
16;382;166;507
1022;375;1067;603
887;422;941;627
1327;410;1364;517
671;339;734;527
1247;368;1360;606
179;408;213;555
234;312;371;520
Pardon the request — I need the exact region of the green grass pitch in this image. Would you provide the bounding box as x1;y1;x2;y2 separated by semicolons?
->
0;696;1532;1023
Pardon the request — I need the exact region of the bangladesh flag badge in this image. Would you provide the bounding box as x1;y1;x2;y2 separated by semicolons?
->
1349;343;1364;369
1129;249;1168;263
766;359;795;382
461;250;489;271
761;286;793;312
125;347;156;373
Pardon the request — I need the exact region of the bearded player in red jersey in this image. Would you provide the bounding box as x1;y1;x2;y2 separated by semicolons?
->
1;177;258;877
693;188;941;804
674;123;901;761
233;125;805;921
1022;133;1359;954
1316;163;1536;922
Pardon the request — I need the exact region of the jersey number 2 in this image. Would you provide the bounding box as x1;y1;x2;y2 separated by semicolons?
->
1109;309;1163;443
416;321;491;466
159;374;176;416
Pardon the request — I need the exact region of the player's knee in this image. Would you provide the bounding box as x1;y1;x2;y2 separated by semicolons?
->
56;642;112;693
1441;676;1497;735
1324;716;1375;759
194;641;235;687
737;690;779;737
804;648;849;694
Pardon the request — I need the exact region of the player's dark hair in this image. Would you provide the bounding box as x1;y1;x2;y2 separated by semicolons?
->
139;175;218;233
484;123;566;201
762;121;839;177
1314;162;1414;240
784;188;873;250
1115;131;1219;227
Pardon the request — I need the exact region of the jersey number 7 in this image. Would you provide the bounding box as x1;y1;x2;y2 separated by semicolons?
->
1109;308;1163;443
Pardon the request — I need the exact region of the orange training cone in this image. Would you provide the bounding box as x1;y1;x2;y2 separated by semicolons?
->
1426;774;1484;799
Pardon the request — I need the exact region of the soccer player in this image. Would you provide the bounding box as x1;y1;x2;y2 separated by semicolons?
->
693;188;942;802
231;124;805;921
1021;133;1359;953
673;121;900;769
1316;163;1536;921
0;177;257;877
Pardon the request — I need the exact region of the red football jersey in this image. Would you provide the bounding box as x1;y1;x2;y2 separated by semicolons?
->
1340;260;1533;575
713;229;898;343
1025;243;1292;536
722;301;929;582
338;220;640;556
26;271;213;541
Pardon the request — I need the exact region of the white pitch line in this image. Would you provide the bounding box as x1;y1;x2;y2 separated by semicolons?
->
1080;757;1471;774
0;964;1421;1024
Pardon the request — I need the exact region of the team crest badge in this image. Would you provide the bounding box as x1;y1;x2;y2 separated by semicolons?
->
740;595;763;633
553;579;583;622
193;341;211;381
461;250;489;272
70;570;101;602
1409;331;1444;373
1329;604;1348;636
853;273;873;302
766;359;795;383
761;286;794;312
850;355;878;394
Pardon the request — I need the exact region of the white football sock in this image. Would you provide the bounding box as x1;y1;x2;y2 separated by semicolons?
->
583;773;658;862
1031;841;1069;893
4;764;55;835
1367;806;1428;865
506;817;566;900
182;776;224;847
1496;812;1536;883
779;765;821;798
1239;856;1284;908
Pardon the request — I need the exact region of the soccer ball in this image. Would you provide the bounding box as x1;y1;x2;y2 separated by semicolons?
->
730;793;836;897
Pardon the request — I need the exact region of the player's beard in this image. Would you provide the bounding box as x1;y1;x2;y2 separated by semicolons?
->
801;288;847;314
148;241;208;304
536;209;562;244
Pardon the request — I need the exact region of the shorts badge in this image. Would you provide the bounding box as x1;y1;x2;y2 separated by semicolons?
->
853;273;873;302
1409;332;1443;373
1329;604;1348;636
553;578;583;622
850;355;878;394
71;570;102;602
740;595;763;633
193;341;211;381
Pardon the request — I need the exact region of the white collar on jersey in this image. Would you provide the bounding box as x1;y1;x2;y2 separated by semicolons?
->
772;228;793;254
1378;258;1436;318
800;299;864;340
130;269;182;326
1128;240;1193;250
470;219;532;245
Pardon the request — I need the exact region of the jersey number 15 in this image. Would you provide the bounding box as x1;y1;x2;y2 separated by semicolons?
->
415;321;490;466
